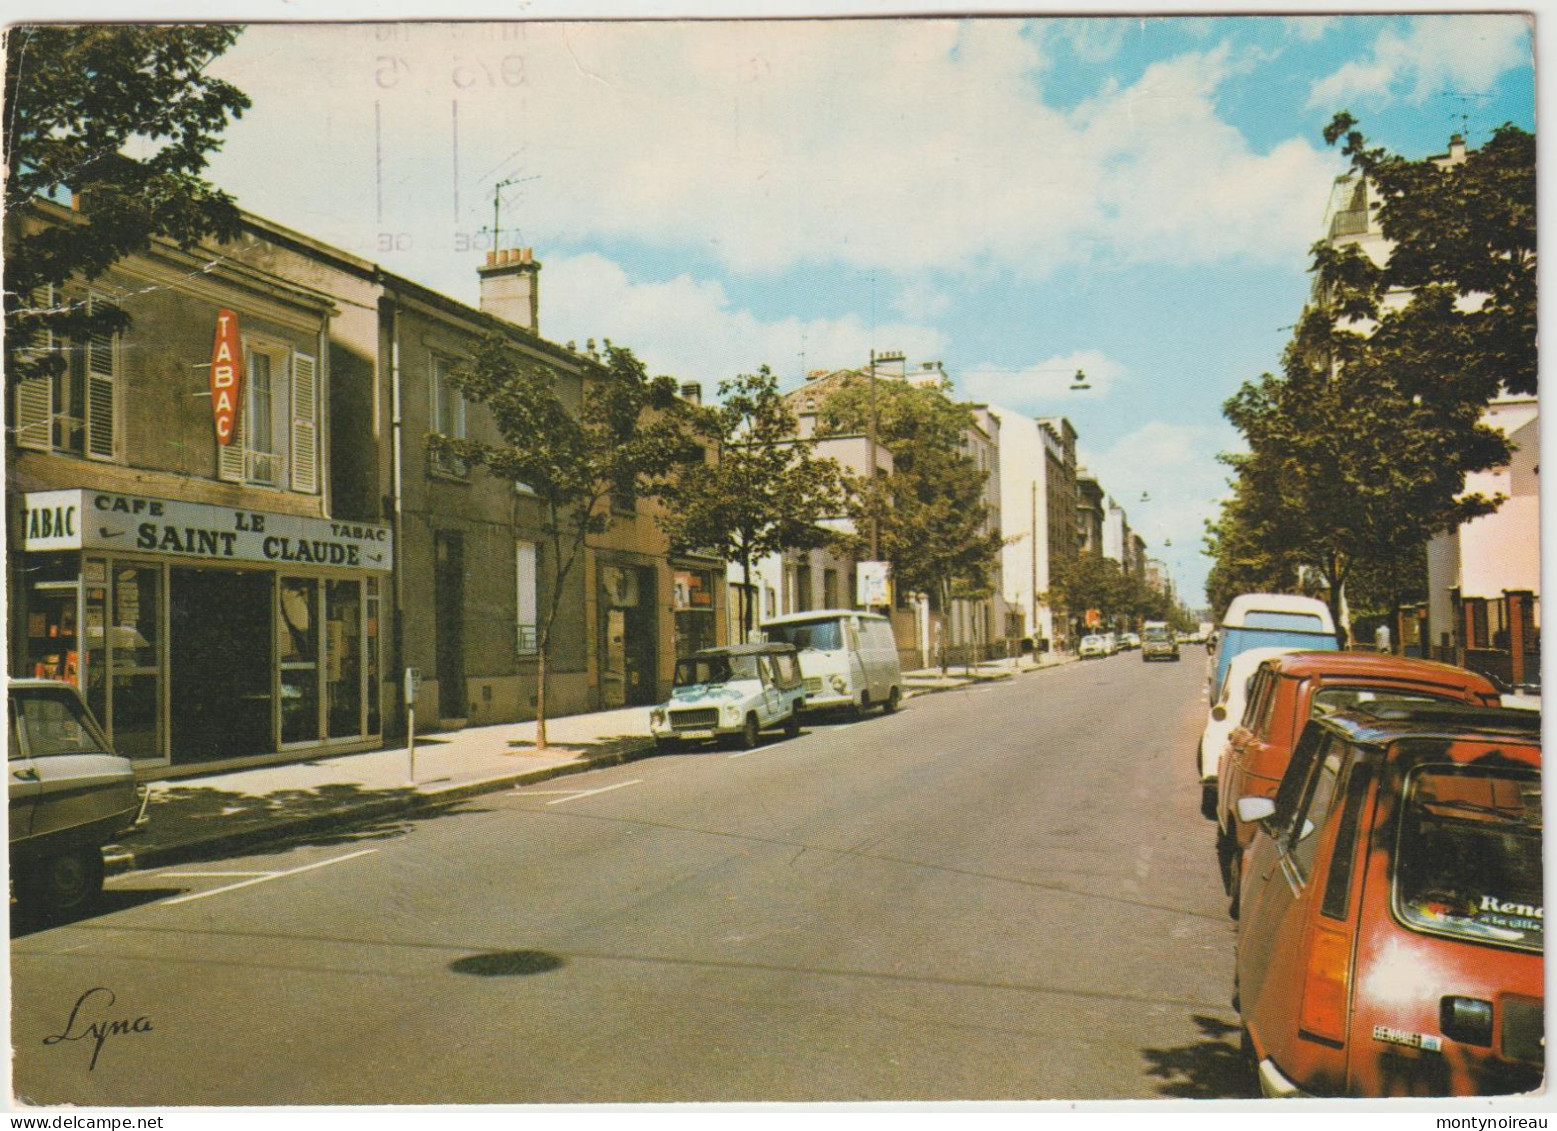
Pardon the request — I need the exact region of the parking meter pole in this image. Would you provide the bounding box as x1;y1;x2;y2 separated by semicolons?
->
404;667;421;785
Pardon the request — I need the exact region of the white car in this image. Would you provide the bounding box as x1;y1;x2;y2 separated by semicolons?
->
1196;646;1302;820
1079;634;1110;659
649;644;806;751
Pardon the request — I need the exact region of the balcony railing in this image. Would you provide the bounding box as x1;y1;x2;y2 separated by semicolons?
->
1329;209;1371;239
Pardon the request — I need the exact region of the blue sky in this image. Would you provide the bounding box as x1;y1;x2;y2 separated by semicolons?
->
186;11;1534;604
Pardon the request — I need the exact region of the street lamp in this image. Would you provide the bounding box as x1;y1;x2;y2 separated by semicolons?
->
1070;368;1091;391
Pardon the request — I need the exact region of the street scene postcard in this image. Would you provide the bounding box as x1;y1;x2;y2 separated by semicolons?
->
3;6;1545;1115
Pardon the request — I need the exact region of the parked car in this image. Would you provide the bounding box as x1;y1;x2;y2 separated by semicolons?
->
649;643;806;751
9;680;143;917
1077;632;1114;660
1141;626;1180;662
763;610;902;716
1210;593;1337;704
1215;652;1501;906
1198;646;1305;820
1234;704;1542;1098
1120;632;1141;651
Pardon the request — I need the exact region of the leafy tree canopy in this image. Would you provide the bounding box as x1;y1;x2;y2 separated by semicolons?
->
658;368;849;637
5;26;251;384
815;374;1002;610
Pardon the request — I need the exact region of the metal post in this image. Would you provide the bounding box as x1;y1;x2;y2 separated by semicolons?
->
867;348;879;564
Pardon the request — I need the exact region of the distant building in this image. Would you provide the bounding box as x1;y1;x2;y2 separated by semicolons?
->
990;407;1079;650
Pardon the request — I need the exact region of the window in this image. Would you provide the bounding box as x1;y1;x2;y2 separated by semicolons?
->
1393;763;1543;953
14;288;118;461
429;353;468;477
1288;737;1345;879
219;339;317;493
516;540;538;655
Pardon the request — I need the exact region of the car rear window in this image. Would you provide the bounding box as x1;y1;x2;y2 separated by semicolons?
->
673;654;762;686
1394;764;1543;953
1244;611;1326;631
1312;687;1467;717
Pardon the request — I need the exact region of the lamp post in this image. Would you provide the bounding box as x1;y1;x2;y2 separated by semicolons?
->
867;348;879;563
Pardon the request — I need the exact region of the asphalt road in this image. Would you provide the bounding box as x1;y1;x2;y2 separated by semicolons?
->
11;648;1255;1105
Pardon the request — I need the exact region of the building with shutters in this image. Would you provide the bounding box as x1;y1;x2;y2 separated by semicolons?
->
9;200;391;769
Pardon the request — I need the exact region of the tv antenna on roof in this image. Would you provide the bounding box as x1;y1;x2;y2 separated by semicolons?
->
486;173;541;250
1439;89;1489;145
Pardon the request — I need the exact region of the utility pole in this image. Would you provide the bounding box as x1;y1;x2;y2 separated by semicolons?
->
867;347;879;563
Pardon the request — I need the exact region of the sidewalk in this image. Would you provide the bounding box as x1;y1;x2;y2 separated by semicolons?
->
107;651;1075;874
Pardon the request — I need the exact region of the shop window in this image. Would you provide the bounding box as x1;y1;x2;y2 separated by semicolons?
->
109;566;161;761
429;353;468;477
219;339;317;493
14;288;119;461
365;578;382;735
326;580;363;740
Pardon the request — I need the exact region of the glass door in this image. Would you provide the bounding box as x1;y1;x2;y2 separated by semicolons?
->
277;577;320;745
325;579;363;739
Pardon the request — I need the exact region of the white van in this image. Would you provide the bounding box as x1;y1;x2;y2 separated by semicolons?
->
762;609;904;716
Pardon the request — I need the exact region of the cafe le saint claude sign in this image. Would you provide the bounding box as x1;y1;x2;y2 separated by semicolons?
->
22;489;392;573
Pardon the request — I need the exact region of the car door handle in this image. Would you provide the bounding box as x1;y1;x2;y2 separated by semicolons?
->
12;767;39;781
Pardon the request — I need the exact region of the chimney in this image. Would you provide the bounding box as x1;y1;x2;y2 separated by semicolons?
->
478;247;541;333
679;381;702;405
1448;133;1467;164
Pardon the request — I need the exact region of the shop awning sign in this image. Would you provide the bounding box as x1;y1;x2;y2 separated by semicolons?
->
211;309;242;445
21;489;393;573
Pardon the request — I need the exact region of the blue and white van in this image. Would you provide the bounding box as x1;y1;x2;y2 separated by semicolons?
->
1208;593;1337;703
762;609;904;716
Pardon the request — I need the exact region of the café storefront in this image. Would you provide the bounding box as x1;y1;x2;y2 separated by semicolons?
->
18;488;392;770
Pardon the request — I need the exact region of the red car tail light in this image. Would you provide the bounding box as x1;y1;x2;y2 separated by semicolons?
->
1300;921;1353;1043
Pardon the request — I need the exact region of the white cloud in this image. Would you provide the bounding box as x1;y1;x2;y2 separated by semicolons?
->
1307;14;1530;110
958;350;1125;408
539;252;946;390
1078;418;1240;598
1285;17;1337;44
207;21;1338;286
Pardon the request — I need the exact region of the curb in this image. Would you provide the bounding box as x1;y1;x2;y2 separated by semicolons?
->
103;658;1080;877
104;739;662;876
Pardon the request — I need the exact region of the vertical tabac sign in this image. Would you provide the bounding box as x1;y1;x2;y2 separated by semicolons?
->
211;309;241;444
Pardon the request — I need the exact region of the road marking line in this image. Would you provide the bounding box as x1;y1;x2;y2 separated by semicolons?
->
160;848;378;906
544;779;642;805
158;871;272;878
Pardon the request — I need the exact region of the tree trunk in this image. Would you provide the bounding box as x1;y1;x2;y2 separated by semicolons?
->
535;642;549;750
740;551;754;640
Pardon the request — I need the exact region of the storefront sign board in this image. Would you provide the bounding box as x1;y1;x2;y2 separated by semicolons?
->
211;309;242;444
21;489;393;572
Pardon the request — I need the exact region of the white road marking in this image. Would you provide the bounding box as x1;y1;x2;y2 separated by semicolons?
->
157;871;271;878
160;848;378;906
543;779;642;805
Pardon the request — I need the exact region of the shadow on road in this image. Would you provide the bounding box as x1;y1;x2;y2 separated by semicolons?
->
1141;1014;1259;1099
10;886;181;939
449;949;566;977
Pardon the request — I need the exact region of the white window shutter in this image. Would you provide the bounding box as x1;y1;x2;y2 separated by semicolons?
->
85;293;117;461
290;351;318;493
218;382;246;481
14;286;55;451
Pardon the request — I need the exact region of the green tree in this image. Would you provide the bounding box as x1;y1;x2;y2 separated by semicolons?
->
5;26;251;386
658;368;849;639
428;335;695;749
1046;552;1133;628
1321;115;1535;399
1218;305;1507;632
815;373;1003;617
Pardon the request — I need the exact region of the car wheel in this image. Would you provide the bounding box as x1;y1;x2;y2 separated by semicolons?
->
739;713;760;750
853;694;868;720
1200;780;1219;822
17;847;105;919
882;686;901;714
783;707;801;737
1226;849;1244;920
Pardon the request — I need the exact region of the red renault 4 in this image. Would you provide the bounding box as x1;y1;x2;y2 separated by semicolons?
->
1216;652;1500;909
1234;704;1542;1098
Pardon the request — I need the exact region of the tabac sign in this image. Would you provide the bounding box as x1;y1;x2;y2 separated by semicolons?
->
21;490;393;573
211;309;242;444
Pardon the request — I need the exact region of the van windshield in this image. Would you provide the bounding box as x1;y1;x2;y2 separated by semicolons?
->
766;619;843;652
1394;764;1543;953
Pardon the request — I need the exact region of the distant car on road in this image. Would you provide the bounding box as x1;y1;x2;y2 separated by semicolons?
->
1121;632;1141;651
1141;626;1179;662
1234;704;1542;1098
649;644;806;751
1079;634;1110;660
1215;651;1501;907
8;680;143;917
